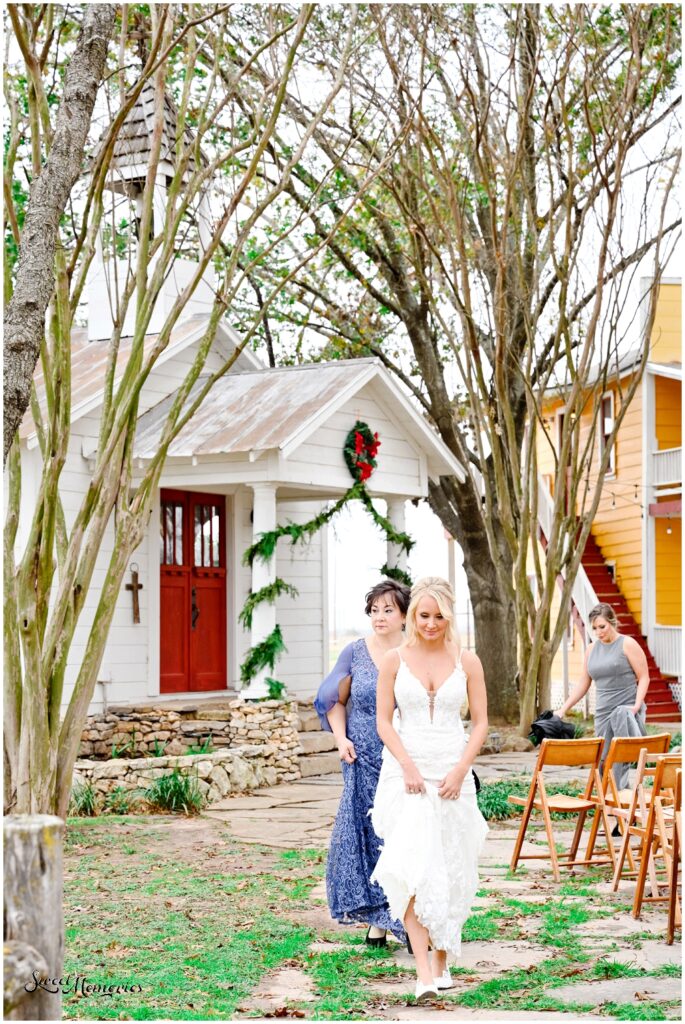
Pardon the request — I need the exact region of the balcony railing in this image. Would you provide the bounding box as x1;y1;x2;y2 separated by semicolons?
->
652;447;682;487
652;625;682;678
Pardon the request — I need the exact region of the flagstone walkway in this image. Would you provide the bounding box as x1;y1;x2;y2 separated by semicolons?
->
204;755;682;1021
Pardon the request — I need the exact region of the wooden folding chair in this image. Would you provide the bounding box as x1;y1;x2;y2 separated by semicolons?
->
508;737;614;883
611;746;675;892
667;770;682;944
610;754;680;917
585;733;671;870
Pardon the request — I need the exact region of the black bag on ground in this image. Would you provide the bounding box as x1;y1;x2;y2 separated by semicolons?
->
529;709;576;746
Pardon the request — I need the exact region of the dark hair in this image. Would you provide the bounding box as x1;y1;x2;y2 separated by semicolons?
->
364;579;411;616
588;603;618;628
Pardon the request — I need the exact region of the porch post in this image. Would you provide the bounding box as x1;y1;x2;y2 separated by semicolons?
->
386;497;408;575
242;483;277;700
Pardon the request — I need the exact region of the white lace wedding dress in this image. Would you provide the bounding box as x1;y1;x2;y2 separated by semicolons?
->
370;652;488;956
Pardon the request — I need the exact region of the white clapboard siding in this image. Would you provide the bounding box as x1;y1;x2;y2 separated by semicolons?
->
137;345;226;418
274;500;326;698
283;385;424;496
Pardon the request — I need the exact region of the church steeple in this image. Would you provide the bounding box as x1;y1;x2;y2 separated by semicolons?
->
87;82;215;341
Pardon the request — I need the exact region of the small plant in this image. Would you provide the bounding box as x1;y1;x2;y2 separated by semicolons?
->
69;781;99;816
266;677;287;700
150;739;168;758
103;786;138;815
111;738;134;758
669;730;681;751
186;735;213;755
144;768;205;815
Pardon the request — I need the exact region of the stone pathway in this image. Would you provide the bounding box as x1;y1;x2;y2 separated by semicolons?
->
205;759;682;1021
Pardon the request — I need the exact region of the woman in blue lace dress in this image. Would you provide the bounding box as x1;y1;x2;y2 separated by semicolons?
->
314;579;410;946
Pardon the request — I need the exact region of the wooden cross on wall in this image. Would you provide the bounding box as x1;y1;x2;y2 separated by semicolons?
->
125;563;143;624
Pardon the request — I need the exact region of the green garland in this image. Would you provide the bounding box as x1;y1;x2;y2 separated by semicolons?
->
240;625;286;685
379;563;413;589
238;578;299;630
239;422;415;696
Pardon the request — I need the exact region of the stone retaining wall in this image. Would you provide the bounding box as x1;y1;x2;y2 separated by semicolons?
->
79;699;300;761
73;745;301;805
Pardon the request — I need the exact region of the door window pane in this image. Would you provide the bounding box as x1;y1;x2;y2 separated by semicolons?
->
194;503;221;567
160;501;184;565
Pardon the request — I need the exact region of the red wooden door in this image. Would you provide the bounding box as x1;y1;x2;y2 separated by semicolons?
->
160;490;227;694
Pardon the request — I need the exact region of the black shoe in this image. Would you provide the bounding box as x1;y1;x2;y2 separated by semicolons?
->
611;824;622;838
365;927;387;948
406;935;431;955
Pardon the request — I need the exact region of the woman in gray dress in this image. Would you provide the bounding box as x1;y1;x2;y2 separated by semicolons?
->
558;603;650;791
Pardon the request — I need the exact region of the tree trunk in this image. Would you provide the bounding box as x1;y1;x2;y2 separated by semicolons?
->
3;815;64;1021
463;533;520;724
429;477;519;722
3;4;116;463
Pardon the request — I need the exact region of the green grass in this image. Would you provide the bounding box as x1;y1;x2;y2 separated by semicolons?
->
600;1002;683;1021
62;815;681;1021
306;946;406;1019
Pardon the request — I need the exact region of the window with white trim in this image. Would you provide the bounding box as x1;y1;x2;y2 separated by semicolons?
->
600;392;615;475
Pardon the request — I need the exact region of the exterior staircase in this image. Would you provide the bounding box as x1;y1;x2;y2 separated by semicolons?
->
580;534;681;722
296;704;341;777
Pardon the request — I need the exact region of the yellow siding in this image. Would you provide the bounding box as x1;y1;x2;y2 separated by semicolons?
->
655;517;682;625
655;375;682;450
584;382;644;625
650;282;682;366
537;282;681;646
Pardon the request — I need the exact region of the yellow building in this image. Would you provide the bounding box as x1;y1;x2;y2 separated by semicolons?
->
538;280;681;721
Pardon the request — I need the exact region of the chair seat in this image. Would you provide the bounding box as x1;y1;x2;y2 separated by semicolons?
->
507;793;596;812
606;789;653;807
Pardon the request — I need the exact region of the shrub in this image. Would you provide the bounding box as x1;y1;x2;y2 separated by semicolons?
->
144;768;205;815
669;731;681;751
70;781;99;816
477;778;583;821
103;786;139;815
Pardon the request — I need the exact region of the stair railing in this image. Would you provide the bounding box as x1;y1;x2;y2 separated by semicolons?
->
537;476;599;645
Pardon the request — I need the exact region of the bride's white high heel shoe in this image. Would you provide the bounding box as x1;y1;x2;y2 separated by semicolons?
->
435;969;453;990
415;979;438;1003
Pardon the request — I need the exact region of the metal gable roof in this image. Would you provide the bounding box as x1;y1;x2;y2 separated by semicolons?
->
133;359;466;480
20;315;263;444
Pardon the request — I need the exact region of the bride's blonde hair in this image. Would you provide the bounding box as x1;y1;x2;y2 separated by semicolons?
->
405;576;459;647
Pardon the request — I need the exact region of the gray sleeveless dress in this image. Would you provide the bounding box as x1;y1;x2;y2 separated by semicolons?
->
588;635;646;789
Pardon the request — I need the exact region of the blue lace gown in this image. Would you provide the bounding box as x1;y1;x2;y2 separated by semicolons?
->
314;638;406;941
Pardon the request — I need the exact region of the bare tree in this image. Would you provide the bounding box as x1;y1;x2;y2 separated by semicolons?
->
4;3;380;816
3;3;117;463
241;3;681;726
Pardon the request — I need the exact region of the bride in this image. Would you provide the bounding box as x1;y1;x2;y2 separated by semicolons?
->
371;576;489;1002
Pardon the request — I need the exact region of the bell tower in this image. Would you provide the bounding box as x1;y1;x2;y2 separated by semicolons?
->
87;82;215;341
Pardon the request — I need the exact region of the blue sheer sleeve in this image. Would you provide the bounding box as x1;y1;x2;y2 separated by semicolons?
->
314;641;356;732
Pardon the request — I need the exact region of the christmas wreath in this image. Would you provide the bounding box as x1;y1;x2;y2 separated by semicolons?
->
343;421;381;483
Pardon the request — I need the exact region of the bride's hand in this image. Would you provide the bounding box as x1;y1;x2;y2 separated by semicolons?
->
438;765;467;801
402;761;426;795
337;738;357;763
